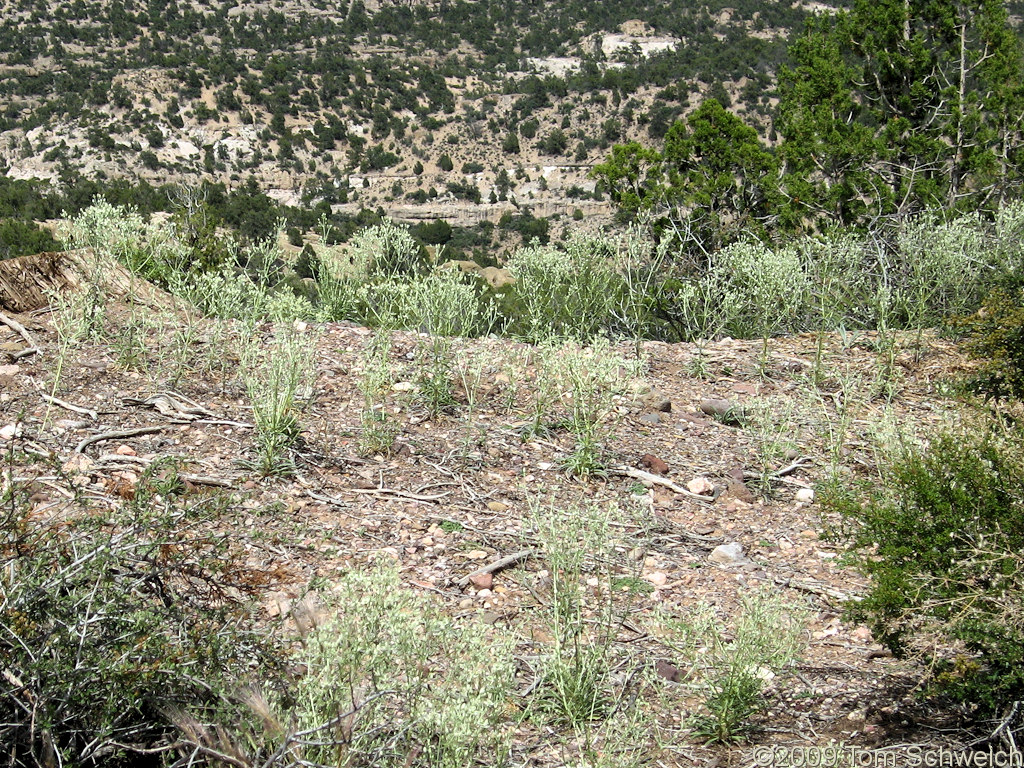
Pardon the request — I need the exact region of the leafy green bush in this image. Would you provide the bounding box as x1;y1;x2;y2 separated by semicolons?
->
0;457;270;765
0;218;61;259
355;268;497;337
960;287;1024;403
711;240;812;338
344;220;426;279
823;416;1024;712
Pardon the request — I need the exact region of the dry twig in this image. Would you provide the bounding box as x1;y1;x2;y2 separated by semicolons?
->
457;549;535;588
75;425;164;453
0;311;40;358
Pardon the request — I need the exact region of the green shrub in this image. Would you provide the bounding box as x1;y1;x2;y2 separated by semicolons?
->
893;212;992;327
0;458;269;765
711;240;812;338
345;220;426;279
823;415;1024;712
959;287;1024;403
505;233;625;343
252;564;513;767
0;218;61;259
355;269;497;337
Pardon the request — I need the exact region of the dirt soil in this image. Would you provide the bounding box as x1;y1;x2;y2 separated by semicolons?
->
0;287;985;765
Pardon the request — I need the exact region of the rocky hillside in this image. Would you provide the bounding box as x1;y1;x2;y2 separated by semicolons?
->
0;0;810;231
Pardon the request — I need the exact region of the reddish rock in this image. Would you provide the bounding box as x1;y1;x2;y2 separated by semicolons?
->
469;572;493;590
640;453;669;474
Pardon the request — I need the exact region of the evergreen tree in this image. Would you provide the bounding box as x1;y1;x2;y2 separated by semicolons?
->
778;0;1024;227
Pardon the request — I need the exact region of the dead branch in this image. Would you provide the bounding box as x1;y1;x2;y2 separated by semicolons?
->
610;466;713;504
41;394;98;420
75;426;165;453
457;549;535;588
772;456;814;477
346;487;450;502
0;311;40;358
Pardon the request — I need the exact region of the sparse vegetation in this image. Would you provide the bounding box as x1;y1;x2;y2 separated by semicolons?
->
3;0;1024;762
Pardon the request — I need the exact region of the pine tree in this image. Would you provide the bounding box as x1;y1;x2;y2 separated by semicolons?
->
778;0;1024;228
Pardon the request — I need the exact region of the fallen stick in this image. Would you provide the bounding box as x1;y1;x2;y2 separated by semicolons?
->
180;474;235;488
346;487;450;502
457;549;535;588
94;453;235;488
75;426;164;453
772;456;814;477
0;311;40;358
772;576;852;603
610;466;713;504
41;394;98;420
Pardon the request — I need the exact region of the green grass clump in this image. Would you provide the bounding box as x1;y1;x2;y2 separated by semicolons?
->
240;324;317;475
660;589;806;743
248;564;513;768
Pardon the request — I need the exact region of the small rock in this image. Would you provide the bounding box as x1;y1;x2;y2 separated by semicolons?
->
644;571;668;587
0;423;22;441
62;453;93;473
458;598;474;610
391;381;415;392
538;461;555;471
0;364;21;376
638;412;661;425
469;572;493;590
466;549;489;560
486;501;509;512
640;454;669;474
709;542;748;565
851;626;873;642
641;388;672;412
699;398;744;424
795;487;815;503
115;444;137;456
686;477;715;495
476;588;492;598
655;659;683;682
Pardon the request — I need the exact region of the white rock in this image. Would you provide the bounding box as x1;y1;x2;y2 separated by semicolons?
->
795;487;815;503
709;542;747;565
0;365;20;376
392;381;415;392
0;423;22;441
687;477;715;495
644;571;668;587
